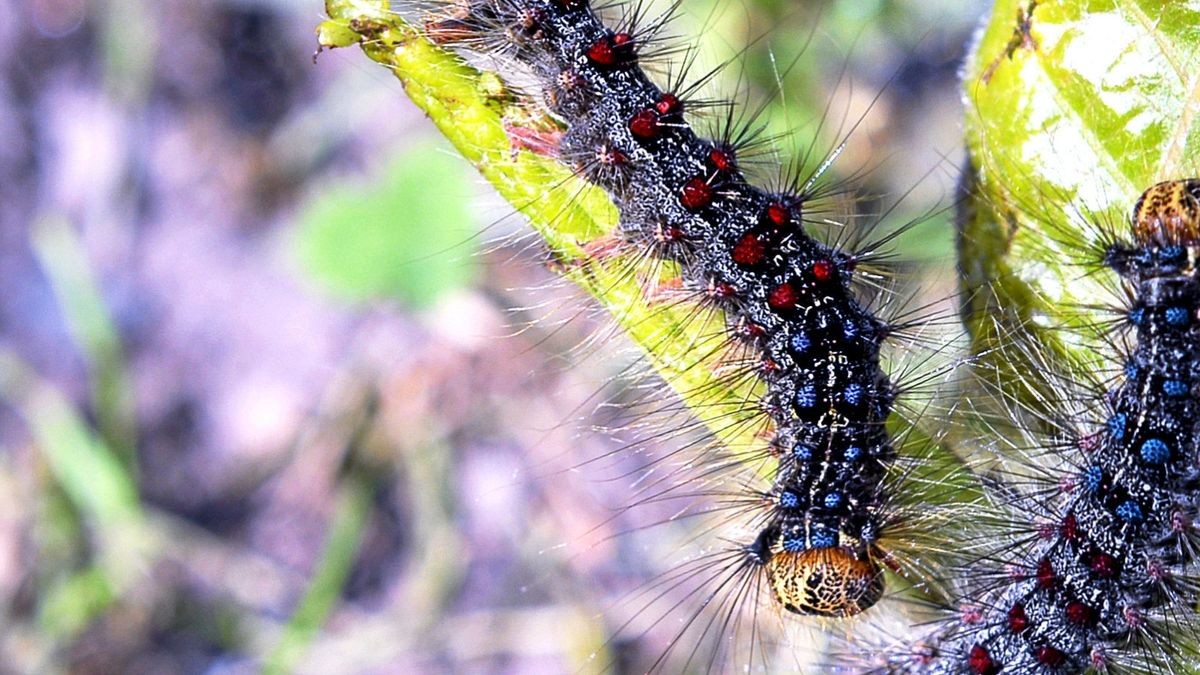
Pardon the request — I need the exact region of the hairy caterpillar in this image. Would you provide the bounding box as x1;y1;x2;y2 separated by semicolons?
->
318;0;973;670
841;1;1200;671
866;180;1200;674
419;0;967;619
312;0;1200;667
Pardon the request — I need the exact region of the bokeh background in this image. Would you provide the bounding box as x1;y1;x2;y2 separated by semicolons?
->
3;0;986;672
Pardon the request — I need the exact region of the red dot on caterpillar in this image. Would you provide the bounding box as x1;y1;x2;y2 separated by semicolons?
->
767;281;798;310
679;176;713;210
1089;551;1119;578
1008;603;1028;633
585;33;635;67
765;202;791;227
1036;646;1066;667
628;109;658;140
812;259;836;282
732;232;765;265
968;644;997;675
586;37;615;65
1065;601;1094;626
708;146;735;172
763;547;884;618
655;92;681;116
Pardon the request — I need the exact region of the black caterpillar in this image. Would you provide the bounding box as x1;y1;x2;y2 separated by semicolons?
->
875;180;1200;674
421;0;910;619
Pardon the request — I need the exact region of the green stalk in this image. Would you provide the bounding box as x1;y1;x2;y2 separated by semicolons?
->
264;468;377;675
318;0;765;465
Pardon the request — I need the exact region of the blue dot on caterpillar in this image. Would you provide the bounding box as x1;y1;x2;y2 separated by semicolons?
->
423;0;901;620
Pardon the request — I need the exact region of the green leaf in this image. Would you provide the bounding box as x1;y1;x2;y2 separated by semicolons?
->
296;141;476;307
961;0;1200;365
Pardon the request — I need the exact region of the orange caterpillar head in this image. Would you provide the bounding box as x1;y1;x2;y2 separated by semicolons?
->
764;546;884;618
1131;179;1200;247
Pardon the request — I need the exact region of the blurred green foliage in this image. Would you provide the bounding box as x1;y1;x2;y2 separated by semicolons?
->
31;217;137;471
296;142;476;307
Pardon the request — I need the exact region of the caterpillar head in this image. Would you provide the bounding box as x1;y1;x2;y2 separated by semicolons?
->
1132;179;1200;247
764;546;884;618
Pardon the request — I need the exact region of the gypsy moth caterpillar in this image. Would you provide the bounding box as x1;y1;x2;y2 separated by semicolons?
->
319;0;974;671
846;2;1200;672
